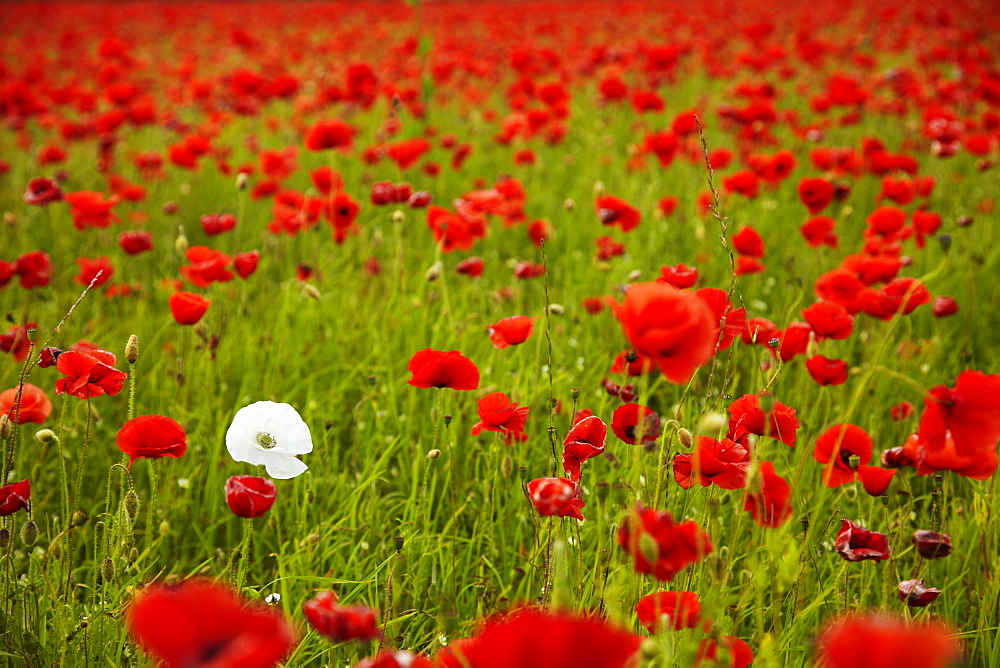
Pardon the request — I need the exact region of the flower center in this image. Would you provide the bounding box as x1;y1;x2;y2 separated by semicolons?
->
256;432;276;449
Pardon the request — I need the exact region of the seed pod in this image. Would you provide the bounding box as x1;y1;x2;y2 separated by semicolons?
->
159;520;170;538
426;449;441;460
125;491;140;521
71;510;89;527
125;335;139;364
101;558;115;582
0;528;10;549
677;428;694;449
20;521;37;546
501;456;514;479
0;415;10;440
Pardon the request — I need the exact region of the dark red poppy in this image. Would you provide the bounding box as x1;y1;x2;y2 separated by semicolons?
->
595;195;641;232
303;591;381;643
618;506;713;581
798;177;834;214
657;263;698;289
898;579;941;607
126;579;295;667
406;349;480;391
526;478;584;521
12;251;53;289
169;291;211;325
117;414;187;468
611;282;717;384
0;383;52;424
743;461;794;528
696;636;754;668
727;394;799;446
609;350;655;376
225;476;278;518
912;530;952;559
562;415;607;482
488;316;535;349
805;355;849;386
931;296;958;318
0;479;30;516
802;301;854;340
304;119;354;151
324;192;361;243
55;349;127;399
234;251;261;279
814;424;873;487
200;213;237;236
858;465;896;496
610;403;661;446
513;261;545;279
455;257;485;277
635;591;701;632
731;226;765;257
835;520;890;562
24;177;63;205
65;190;119;230
118;231;154;255
470;392;529;443
673;436;751;490
818;614;958;668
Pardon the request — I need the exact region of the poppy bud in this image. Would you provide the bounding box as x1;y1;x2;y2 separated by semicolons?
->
443;415;453;427
393;536;404;552
640;639;660;660
425;261;443;282
563;198;575;211
501;456;514;479
125;490;140;521
125;335;139;364
677;428;693;449
236;172;249;191
0;529;9;549
175;226;188;254
627;270;643;282
391;210;405;224
20;520;37;546
0;415;10;440
595;481;610;504
71;509;89;527
129;547;139;562
159;520;170;537
32;427;53;443
101;557;115;582
956;215;973;227
301;283;321;300
547;303;565;315
593;181;605;196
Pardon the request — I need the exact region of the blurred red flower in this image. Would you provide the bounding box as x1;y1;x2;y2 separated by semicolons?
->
55;349;126;399
407;349;480;390
858;465;896;496
181;246;234;287
802;301;854;340
65;190;119;230
12;251;53;289
0;383;52;424
798;177;834;213
610;350;656;376
728;394;799;446
225;476;278;518
731;226;765;257
526;477;584;521
818;614;958;668
24;177;63;205
743;461;794;528
635;591;701;632
657;263;698;289
488;316;535;349
118;231;154;255
200;213;237;236
595;195;641;232
805;355;849;386
618;506;712;581
169;291;211;325
303;591;381;643
234;250;261;279
75;256;114;287
304;119;354;151
470;392;529;443
696;636;754;668
456;257;485;277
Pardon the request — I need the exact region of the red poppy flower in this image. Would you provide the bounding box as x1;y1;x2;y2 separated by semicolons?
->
0;383;52;425
772;321;811;360
814;424;873;487
386;138;432;169
180;246;234;287
0;261;11;288
798;177;834;214
801;216;838;248
618;506;712;581
912;530;952;559
234;250;261;279
673;436;751;490
735;256;766;276
427;205;481;253
562;415;607;482
526;478;584;521
116;414;187;468
595;195;641;232
696;636;754;668
324;192;361;243
657;263;698;289
65;190;119;230
635;591;701;632
437;608;640;668
169;291;211;325
0;323;36;363
865;206;908;240
126;579;295;667
595;235;626;261
0;479;30;516
898;578;941;607
118;231;154;255
818;614;958;668
802;301;854;340
805;355;849;386
74;256;114;287
303;591;381;644
890;401;916;421
878;277;930;316
609;350;656;376
611;282;717;384
901;370;1000;479
406;349;480;390
513;261;545;279
742;317;778;345
24;176;63;205
12;251;53;289
835;520;890;562
55;349;127;399
695;287;746;351
304;119;354;151
743;461;794;528
859;465;896;496
200;213;237;236
931;296;958;318
727;394;799;446
356;651;433;668
611;403;661;446
722;170;759;198
454;256;485;278
225;476;278;518
658;196;679;217
731;226;765;257
488;316;535;349
644;129;678;167
470;392;529;443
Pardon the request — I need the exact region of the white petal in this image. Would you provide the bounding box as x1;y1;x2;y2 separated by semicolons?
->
264;453;308;479
225;401;313;466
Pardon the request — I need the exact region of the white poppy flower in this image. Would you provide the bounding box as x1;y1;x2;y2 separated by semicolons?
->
226;401;313;479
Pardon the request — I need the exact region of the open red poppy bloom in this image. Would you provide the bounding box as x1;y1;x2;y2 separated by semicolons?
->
526;478;584;521
0;479;30;516
695;287;746;351
470;392;529;443
437;608;641;668
488;316;535;349
818;614;958;668
858;466;896;496
611;403;661;446
304;119;354;151
24;177;63;205
611;282;717;384
898;579;941;608
12;251;53;289
427;205;482;253
798;177;834;213
912;530;952;559
455;257;485;277
657;263;698;289
169;291;211;325
0;323;35;364
801;216;839;248
200;213;237;236
742;461;794;528
610;350;656;376
303;591;381;644
55;349;127;399
65;190;119;230
75;256;114;287
673;436;751;490
814;424;873;487
180;246;234;287
802;301;854;340
0;383;52;424
407;349;480;390
731;226;765;257
233;251;261;279
386;138;432;169
117;414;187;468
805;355;849;386
126;578;295;668
727;394;799;446
835;520;890;562
635;591;701;632
595;194;641;232
618;506;713;581
562;415;607;482
225;476;278;518
118;231;154;255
